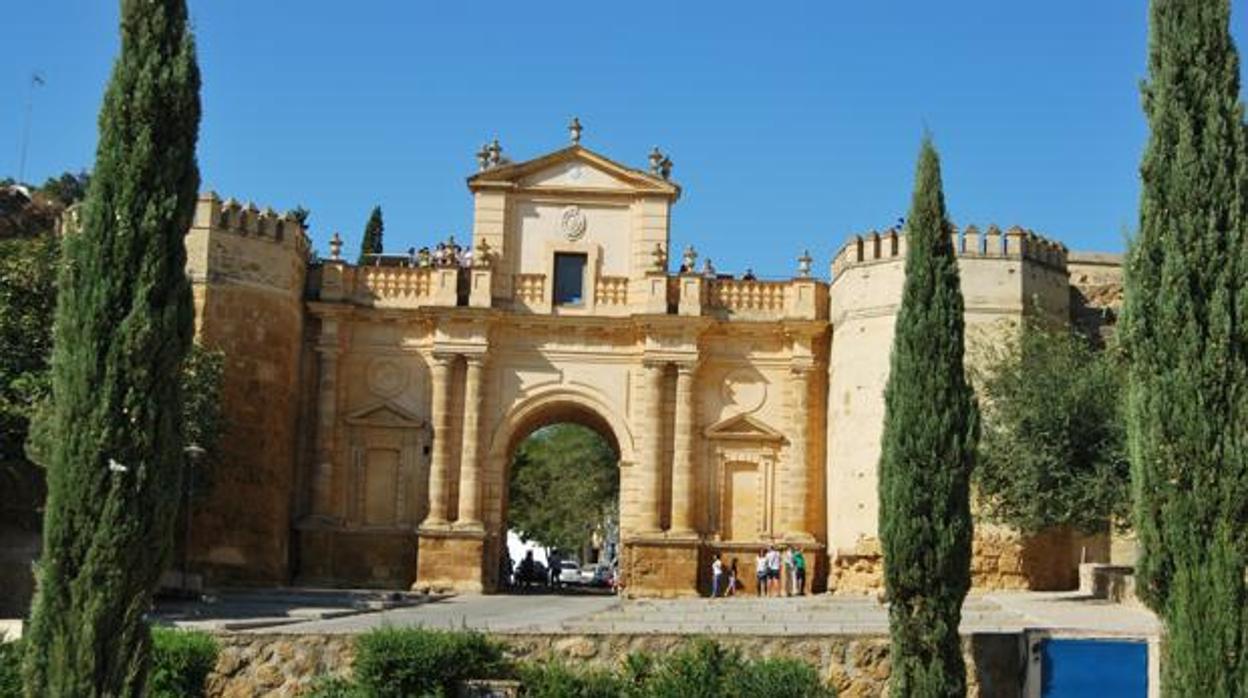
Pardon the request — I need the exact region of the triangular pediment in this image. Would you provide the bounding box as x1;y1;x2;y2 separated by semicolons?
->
345;401;425;428
468;145;680;199
703;413;787;443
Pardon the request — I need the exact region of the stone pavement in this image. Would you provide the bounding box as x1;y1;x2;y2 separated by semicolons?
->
157;590;1160;639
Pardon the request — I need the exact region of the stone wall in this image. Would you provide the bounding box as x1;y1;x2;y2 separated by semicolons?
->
828;528;1110;594
205;631;1024;698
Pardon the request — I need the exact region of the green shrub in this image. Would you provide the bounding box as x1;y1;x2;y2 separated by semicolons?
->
148;628;220;698
353;627;505;698
518;661;627;697
0;639;22;698
303;674;367;698
735;657;833;698
644;639;742;698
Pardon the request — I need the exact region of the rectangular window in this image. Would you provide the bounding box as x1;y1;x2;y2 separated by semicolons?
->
553;253;587;306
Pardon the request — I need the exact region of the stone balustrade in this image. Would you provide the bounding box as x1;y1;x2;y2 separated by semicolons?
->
594;275;629;306
706;278;789;317
514;273;546;308
357;266;434;305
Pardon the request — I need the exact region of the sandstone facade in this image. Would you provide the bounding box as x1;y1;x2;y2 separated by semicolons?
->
185;137;1118;595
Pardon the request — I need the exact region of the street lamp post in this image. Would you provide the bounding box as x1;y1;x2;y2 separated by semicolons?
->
182;443;206;593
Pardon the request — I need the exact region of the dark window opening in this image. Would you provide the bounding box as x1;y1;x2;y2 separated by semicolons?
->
553;253;587;306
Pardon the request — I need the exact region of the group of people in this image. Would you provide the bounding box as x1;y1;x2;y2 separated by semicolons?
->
675;258;759;282
709;545;807;598
405;235;472;268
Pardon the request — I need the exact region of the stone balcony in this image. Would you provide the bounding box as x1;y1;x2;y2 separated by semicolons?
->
311;262;827;322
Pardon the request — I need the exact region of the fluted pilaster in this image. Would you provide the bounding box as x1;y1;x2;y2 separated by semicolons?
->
423;353;456;527
456;355;486;528
670;362;698;534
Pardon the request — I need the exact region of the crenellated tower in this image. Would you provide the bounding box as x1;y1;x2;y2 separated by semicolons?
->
185;193;311;585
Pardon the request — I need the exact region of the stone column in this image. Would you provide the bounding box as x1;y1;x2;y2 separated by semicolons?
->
639;361;667;533
456;355;486;528
786;365;812;538
670;362;698;535
311;319;340;518
423;353;456;527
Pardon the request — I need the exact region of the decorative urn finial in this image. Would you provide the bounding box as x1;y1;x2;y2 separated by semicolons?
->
649;146;663;175
488;139;503;167
659;155;673;180
682;245;698;272
797;250;813;278
476;143;490;171
329;231;343;261
568;117;583;145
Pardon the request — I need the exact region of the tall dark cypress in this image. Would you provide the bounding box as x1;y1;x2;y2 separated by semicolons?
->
21;1;200;695
1124;0;1248;692
358;205;384;263
878;137;978;698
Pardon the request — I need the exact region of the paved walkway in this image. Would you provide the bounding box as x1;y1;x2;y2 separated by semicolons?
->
157;590;1159;638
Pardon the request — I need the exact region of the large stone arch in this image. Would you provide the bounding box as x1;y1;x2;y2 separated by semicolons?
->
479;385;636;591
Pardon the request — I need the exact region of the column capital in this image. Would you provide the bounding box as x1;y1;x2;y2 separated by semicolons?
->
429;351;459;366
790;360;817;377
642;358;669;371
674;360;700;376
463;353;488;368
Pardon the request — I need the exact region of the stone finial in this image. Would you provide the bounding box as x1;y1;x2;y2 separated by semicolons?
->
681;245;698;272
475;239;493;268
649;147;664;175
476;143;490;171
488;139;503;168
797;250;813;278
659;156;673;180
329;231;343;261
568;117;583;145
651;242;667;272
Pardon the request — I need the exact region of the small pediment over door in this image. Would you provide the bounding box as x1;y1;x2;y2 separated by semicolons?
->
344;401;426;429
703;413;787;444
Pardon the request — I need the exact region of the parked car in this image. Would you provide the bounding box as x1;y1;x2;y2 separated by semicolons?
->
557;560;582;586
591;565;615;589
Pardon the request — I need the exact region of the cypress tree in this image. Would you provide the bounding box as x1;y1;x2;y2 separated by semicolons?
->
1123;0;1248;692
21;1;200;695
878;137;978;698
358;205;384;263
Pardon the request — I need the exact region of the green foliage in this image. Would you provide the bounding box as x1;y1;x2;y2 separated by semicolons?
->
147;628;218;698
518;661;628;698
1123;0;1248;692
518;640;831;698
352;627;506;698
878;137;978;698
20;0;202;695
303;675;367;698
358;205;384;263
974;324;1129;534
0;640;21;698
509;424;619;554
39;172;91;207
0;235;58;529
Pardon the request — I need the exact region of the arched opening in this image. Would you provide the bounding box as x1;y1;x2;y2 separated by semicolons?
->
490;397;624;595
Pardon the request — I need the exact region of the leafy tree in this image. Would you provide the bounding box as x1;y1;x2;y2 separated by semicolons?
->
0;235;58;530
21;0;202;695
39;171;91;207
289;205;310;231
358;205;383;263
1123;0;1248;692
974;324;1129;534
508;424;618;555
878;137;978;698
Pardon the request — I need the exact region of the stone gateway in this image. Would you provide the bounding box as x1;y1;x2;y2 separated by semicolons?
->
182;134;1119;596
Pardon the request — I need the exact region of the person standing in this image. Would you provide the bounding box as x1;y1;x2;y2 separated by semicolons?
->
782;546;796;596
793;547;807;596
727;558;739;597
710;554;724;598
755;549;768;597
765;546;782;597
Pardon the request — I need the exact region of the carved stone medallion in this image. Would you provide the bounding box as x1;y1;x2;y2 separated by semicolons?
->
367;358;408;398
721;368;766;413
561;205;588;241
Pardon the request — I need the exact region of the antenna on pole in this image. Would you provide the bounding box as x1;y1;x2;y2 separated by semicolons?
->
17;71;45;184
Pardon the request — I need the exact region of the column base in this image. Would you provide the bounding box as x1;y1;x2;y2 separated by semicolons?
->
620;535;704;597
415;528;486;593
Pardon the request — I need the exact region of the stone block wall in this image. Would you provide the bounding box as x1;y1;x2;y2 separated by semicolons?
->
204;631;1024;698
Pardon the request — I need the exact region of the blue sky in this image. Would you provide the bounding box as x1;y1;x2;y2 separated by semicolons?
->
3;2;1245;277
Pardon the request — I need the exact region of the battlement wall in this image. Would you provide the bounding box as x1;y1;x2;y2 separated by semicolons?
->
831;225;1068;280
186;193;310;297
